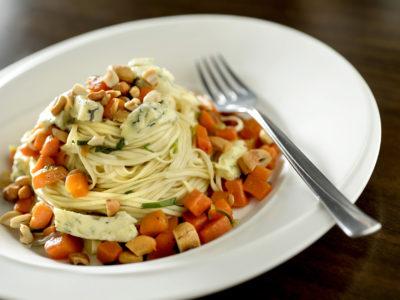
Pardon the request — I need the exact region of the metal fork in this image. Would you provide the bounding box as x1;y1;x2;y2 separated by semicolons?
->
196;54;381;237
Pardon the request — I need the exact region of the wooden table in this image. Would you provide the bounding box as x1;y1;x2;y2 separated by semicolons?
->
1;0;399;299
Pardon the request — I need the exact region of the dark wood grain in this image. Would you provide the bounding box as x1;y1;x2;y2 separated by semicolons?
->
1;0;399;299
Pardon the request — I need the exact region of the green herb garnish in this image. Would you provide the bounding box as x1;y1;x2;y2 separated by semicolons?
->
208;203;234;225
141;198;177;209
142;143;153;152
95;138;125;154
77;140;88;145
124;190;133;194
115;138;125;150
216;208;234;225
94;146;114;154
171;141;178;153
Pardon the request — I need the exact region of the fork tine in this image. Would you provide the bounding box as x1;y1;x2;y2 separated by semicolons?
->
215;54;253;94
196;58;227;105
209;55;240;99
196;60;221;104
202;57;227;98
196;61;215;99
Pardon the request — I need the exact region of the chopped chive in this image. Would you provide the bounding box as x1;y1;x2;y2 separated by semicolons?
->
124;190;133;194
208;205;235;225
171;141;178;153
142;143;153;152
215;208;234;224
95;138;125;153
141;198;177;209
115;138;125;150
95;146;114;154
77;140;89;145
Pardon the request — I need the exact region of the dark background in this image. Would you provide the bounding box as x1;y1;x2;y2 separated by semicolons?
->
1;0;399;299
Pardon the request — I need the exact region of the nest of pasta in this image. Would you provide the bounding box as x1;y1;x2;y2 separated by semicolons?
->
1;58;279;265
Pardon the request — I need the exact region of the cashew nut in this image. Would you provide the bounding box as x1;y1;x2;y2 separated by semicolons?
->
69;252;90;265
0;210;21;226
237;149;272;174
19;224;34;245
118;251;143;264
126;235;156;256
10;213;31;229
173;222;201;252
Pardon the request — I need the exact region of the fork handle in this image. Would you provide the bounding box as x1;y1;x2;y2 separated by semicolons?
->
245;107;381;237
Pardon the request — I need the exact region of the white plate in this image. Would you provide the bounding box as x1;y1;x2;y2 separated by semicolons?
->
0;15;380;299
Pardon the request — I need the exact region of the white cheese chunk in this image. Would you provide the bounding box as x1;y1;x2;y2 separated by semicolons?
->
71;95;104;122
38;104;71;130
54;208;138;242
11;150;31;180
121;99;177;140
214;140;247;180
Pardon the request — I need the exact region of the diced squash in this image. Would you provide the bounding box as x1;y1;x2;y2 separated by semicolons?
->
40;136;60;157
65;171;89;198
168;216;179;232
246;180;272;200
55;150;68;166
199;110;218;132
183;189;212;217
44;234;83;260
215;127;238;141
29;202;53;230
182;211;208;232
149;231;176;259
19;144;39;157
96;241;122;264
196;125;212;154
211;191;230;202
33;128;52;151
225;179;249;208
32;166;68;189
247;165;272;182
139;210;169;237
240;118;261;139
32;155;55;173
199;216;232;243
243;166;272;200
